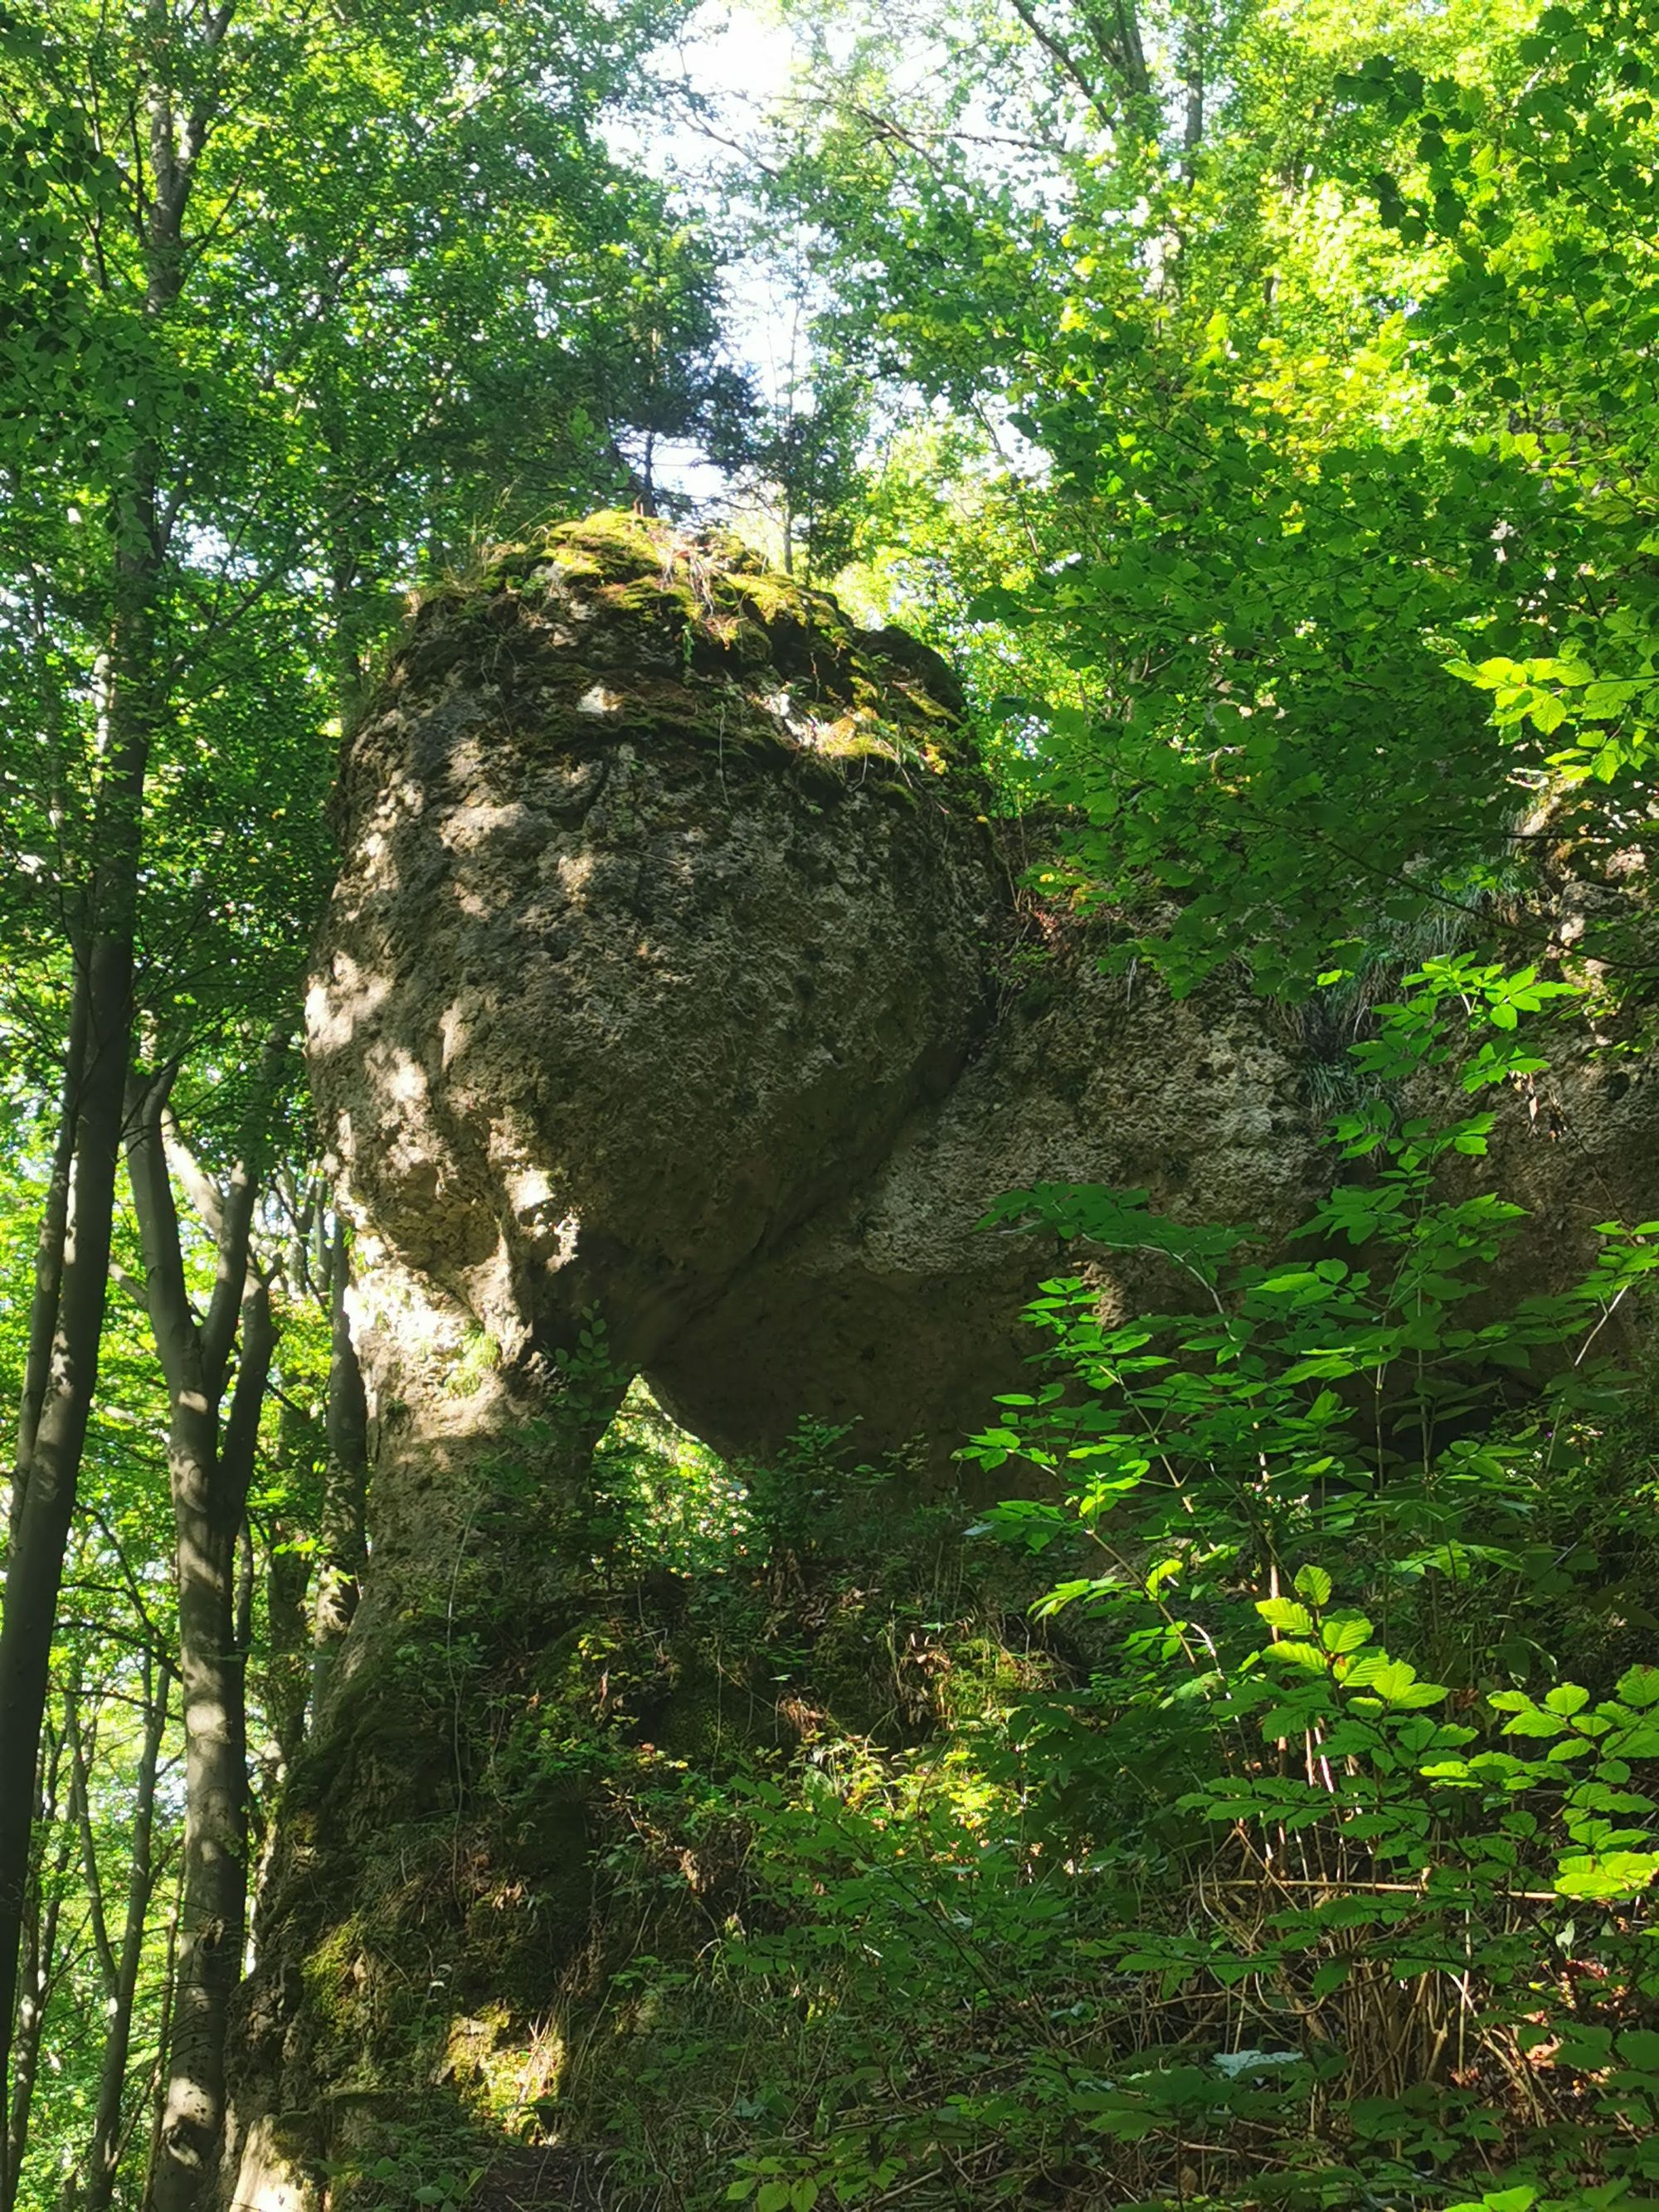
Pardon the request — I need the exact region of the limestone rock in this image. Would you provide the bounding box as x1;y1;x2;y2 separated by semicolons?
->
309;511;1007;1381
649;947;1326;1462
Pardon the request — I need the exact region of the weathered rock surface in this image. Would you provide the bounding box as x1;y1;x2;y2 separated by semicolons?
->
305;511;1340;1472
309;513;1008;1389
649;951;1325;1461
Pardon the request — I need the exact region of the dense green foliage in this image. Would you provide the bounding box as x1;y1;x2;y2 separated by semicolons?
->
4;0;1659;2206
431;980;1656;2212
791;0;1659;992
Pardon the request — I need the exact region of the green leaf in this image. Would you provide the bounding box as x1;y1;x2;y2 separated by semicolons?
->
1261;1640;1330;1673
1617;2029;1659;2071
1502;1707;1566;1737
1321;1614;1373;1655
1554;1850;1659;1900
1256;1598;1313;1635
1292;1565;1333;1607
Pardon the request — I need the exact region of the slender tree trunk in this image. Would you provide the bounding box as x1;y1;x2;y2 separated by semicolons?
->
81;1660;169;2212
1070;0;1151;109
0;899;144;2146
153;1406;251;2212
66;1690;116;2002
1110;0;1151;99
12;977;90;1531
142;1876;182;2212
1183;62;1204;172
232;1519;255;1680
128;1053;283;2212
309;1225;366;1716
4;1703;74;2212
260;1444;312;1782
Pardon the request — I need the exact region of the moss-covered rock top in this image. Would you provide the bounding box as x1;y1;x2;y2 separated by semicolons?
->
381;507;975;795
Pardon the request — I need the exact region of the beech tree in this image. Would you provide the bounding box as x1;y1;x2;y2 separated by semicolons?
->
122;1043;286;2210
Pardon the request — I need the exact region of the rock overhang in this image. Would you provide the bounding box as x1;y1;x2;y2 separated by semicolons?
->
309;508;1659;1473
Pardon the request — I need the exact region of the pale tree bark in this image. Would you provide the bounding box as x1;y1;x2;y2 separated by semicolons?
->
232;1521;255;1687
126;1039;285;2212
309;1223;367;1717
260;1422;314;1783
66;1689;116;2005
1178;0;1212;177
0;8;235;2130
1183;59;1204;169
11;978;90;1534
142;1883;182;2212
80;1654;170;2212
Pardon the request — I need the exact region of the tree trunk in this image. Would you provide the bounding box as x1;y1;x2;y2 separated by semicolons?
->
309;1224;367;1717
1073;0;1151;108
0;907;144;2150
3;1709;71;2212
66;1689;116;2001
233;1519;255;1685
261;1487;312;1785
141;1881;182;2212
12;976;90;1530
81;1659;169;2212
153;1405;251;2212
1183;62;1204;171
127;1055;283;2212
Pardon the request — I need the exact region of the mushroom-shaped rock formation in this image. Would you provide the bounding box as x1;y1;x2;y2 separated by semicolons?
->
222;514;1659;2210
306;511;1332;1471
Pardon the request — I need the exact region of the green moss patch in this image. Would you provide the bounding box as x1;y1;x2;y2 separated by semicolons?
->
372;510;987;817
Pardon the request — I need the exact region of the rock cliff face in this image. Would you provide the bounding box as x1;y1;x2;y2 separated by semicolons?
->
223;513;1659;2209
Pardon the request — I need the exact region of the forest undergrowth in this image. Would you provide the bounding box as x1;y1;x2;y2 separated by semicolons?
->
333;968;1659;2212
